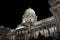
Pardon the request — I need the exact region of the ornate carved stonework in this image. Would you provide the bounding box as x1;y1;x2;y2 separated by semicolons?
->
7;8;58;40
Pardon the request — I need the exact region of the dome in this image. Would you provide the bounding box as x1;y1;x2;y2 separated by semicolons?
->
24;8;36;15
22;8;37;23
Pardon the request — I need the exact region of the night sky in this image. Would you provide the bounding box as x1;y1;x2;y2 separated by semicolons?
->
0;0;52;29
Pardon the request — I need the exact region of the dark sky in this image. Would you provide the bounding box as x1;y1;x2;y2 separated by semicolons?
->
0;0;52;29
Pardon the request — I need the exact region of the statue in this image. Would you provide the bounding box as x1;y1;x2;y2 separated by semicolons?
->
49;0;60;39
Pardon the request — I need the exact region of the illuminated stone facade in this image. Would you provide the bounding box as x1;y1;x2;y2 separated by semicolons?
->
1;0;60;40
7;8;58;40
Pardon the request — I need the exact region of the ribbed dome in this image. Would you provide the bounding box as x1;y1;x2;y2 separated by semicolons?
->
24;8;35;15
